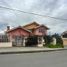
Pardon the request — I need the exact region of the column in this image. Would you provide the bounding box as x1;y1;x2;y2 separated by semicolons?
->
37;36;44;47
52;37;56;45
23;37;27;47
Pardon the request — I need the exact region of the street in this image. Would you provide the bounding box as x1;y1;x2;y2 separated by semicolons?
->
0;50;67;67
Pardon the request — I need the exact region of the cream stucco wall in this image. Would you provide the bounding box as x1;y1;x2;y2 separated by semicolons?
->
62;38;67;46
0;42;12;47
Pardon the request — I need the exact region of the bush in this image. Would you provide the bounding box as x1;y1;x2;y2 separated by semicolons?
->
43;35;53;46
52;33;64;48
43;34;64;48
47;44;64;48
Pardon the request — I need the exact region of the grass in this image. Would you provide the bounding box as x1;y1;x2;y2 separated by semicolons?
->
44;44;64;48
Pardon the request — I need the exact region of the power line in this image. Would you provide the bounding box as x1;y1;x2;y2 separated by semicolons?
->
0;5;67;21
0;1;20;16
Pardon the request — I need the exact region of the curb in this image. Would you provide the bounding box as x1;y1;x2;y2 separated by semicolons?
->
0;48;67;55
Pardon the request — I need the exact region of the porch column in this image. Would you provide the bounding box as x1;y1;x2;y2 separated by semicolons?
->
23;37;27;47
37;36;44;47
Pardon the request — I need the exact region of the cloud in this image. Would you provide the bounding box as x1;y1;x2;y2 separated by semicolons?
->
0;0;67;34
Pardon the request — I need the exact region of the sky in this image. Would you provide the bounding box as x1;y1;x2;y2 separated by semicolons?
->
0;0;67;34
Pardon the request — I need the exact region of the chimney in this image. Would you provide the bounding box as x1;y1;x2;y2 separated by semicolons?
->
7;26;10;31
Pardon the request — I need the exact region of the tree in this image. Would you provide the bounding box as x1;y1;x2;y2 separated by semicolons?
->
43;35;53;46
52;33;64;47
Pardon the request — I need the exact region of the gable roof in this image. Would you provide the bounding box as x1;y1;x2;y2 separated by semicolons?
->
62;31;67;35
23;21;40;30
33;25;49;30
6;26;31;33
6;21;49;34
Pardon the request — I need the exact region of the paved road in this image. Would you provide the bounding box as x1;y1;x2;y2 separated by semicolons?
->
0;50;67;67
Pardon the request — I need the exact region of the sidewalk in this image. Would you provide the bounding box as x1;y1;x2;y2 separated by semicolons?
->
0;47;67;54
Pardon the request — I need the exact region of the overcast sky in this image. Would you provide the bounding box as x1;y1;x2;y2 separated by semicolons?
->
0;0;67;34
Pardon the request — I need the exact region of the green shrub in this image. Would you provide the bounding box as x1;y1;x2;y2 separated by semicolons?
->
47;44;64;48
52;33;64;48
43;34;64;48
43;35;53;46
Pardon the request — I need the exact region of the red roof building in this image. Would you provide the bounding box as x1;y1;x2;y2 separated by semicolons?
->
6;21;49;47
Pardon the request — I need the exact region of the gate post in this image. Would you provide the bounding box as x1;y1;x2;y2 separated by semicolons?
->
23;37;27;47
37;36;44;47
52;37;56;45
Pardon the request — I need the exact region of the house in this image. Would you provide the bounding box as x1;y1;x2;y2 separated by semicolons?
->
6;26;31;46
61;31;67;46
23;22;49;47
6;21;49;47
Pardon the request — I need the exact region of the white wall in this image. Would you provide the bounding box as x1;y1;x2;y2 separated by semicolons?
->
0;42;12;47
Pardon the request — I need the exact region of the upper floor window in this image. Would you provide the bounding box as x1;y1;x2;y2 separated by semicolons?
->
39;28;45;33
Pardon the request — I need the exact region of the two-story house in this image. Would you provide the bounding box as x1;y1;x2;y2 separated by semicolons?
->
6;21;49;47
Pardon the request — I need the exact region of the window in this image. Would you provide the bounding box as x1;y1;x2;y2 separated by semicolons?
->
39;28;45;33
0;35;9;42
63;34;67;38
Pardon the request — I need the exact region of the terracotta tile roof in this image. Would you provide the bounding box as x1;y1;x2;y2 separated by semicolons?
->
23;21;40;27
23;21;49;30
6;26;31;33
33;25;49;30
6;21;49;33
22;21;40;30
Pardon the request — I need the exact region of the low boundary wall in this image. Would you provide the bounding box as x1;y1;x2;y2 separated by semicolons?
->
0;42;12;47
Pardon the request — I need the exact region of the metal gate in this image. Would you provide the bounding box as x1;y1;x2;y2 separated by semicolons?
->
12;36;24;47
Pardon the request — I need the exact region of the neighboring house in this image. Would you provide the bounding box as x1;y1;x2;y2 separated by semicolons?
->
62;31;67;46
0;34;9;42
6;21;49;47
